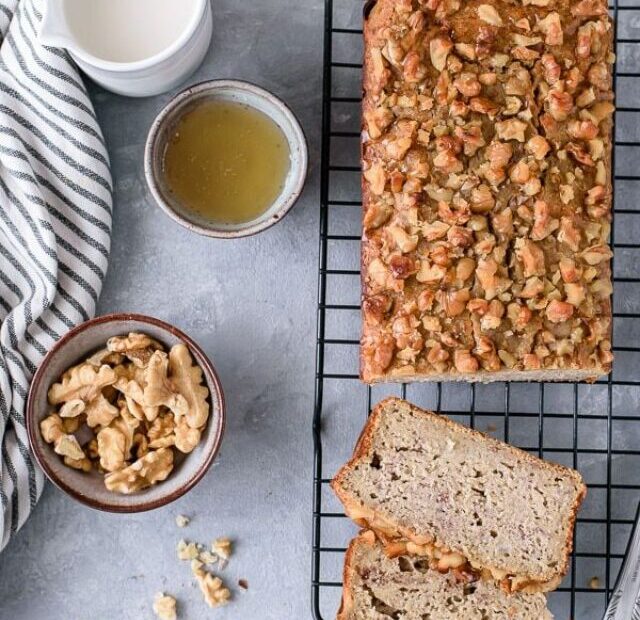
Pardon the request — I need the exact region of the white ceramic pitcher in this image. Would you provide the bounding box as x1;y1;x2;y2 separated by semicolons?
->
38;0;212;97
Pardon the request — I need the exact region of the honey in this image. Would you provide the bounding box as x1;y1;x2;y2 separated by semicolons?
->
163;99;291;225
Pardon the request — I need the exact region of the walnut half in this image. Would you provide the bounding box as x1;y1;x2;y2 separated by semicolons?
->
104;448;174;494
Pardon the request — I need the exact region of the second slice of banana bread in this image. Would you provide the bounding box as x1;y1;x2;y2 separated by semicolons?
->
339;530;553;620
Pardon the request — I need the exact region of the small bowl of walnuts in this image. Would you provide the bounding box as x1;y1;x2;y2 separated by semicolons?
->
26;313;225;512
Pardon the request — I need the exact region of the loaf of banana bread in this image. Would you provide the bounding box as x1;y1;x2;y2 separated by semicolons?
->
361;0;614;383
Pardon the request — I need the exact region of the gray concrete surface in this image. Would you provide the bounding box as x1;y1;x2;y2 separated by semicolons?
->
3;1;640;619
0;1;323;618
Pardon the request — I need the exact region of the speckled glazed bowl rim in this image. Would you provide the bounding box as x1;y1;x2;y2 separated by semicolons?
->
26;313;225;513
144;79;309;239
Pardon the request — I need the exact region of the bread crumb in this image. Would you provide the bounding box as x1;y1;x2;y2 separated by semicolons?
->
176;539;199;561
589;576;601;589
175;515;190;528
238;579;249;590
153;592;177;620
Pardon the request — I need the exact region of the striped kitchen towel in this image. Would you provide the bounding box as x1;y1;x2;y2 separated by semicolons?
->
0;0;112;550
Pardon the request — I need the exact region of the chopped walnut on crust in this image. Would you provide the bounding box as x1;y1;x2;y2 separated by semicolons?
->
361;0;613;383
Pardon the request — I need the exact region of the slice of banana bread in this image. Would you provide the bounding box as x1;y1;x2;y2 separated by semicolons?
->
339;530;553;620
332;398;586;593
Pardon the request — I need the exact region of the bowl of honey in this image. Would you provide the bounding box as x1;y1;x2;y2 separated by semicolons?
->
144;80;308;238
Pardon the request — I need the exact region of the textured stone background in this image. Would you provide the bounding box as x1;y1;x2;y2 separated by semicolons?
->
0;1;322;618
2;1;640;619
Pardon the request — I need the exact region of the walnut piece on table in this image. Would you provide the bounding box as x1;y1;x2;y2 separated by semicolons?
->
212;537;232;562
176;539;200;561
191;560;231;609
175;514;190;528
170;531;237;612
153;592;177;620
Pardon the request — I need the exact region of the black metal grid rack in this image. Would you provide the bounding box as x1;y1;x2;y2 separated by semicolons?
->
312;0;640;618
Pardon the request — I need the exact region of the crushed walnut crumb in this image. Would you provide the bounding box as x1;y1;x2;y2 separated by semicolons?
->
213;537;232;562
175;515;190;528
192;560;231;608
171;532;235;612
153;593;177;620
176;539;200;561
198;550;217;565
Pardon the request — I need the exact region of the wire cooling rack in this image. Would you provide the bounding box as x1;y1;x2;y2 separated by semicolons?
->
311;1;640;618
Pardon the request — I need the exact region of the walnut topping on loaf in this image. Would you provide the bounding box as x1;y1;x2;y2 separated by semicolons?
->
361;0;614;383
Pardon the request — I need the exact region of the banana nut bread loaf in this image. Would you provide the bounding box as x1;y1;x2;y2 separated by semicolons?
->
361;0;614;383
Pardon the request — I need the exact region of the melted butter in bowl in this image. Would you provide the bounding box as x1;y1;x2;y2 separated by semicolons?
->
145;80;307;238
163;100;291;225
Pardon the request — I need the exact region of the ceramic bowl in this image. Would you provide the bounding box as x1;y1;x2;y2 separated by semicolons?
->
144;79;308;238
26;313;225;512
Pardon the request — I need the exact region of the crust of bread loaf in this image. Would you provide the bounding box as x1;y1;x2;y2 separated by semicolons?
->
332;397;587;593
359;0;614;385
